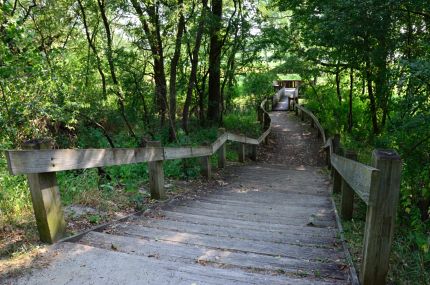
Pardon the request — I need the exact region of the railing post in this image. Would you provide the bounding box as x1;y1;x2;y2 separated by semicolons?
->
200;156;211;179
257;108;263;123
263;113;270;145
326;148;331;170
24;140;66;244
238;137;245;163
147;141;166;200
331;134;343;194
249;145;257;161
300;110;304;121
200;143;211;179
331;134;341;177
361;150;402;285
340;150;357;220
217;128;226;168
294;104;298;116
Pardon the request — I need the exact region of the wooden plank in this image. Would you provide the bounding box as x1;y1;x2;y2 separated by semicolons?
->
147;141;166;200
120;225;344;261
22;141;66;243
238;141;245;162
173;198;336;219
257;126;271;143
163;146;211;160
217;128;226;168
5;147;164;175
80;232;348;281
200;156;211;179
24;242;322;285
130;217;337;246
249;145;257;161
360;150;402;285
211;133;228;153
227;133;247;143
340;150;357;220
332;147;344;194
330;153;379;205
295;105;326;143
227;133;259;145
165;205;336;227
159;210;337;238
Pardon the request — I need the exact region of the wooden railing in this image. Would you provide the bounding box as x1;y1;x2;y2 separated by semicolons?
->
293;101;402;285
4;99;272;244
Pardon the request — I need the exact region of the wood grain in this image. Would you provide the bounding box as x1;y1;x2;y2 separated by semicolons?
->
330;153;380;205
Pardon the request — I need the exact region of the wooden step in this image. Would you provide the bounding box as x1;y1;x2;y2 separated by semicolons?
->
13;242;347;285
79;231;349;281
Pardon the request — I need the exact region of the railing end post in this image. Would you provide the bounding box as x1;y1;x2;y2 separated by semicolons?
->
217;128;226;169
361;149;402;285
148;141;166;200
23;139;66;244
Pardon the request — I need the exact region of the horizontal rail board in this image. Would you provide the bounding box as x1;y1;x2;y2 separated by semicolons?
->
330;153;379;205
6;148;164;175
295;105;326;143
211;134;228;153
258;127;271;143
164;146;212;160
227;133;259;145
5;99;272;175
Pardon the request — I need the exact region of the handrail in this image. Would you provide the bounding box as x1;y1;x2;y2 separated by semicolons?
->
330;153;379;205
5;100;271;175
293;100;402;285
293;102;326;143
3;99;272;244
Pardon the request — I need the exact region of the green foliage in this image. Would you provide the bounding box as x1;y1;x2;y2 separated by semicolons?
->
223;109;262;138
243;72;275;106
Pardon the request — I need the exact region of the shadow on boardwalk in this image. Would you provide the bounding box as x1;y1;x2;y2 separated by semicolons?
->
9;111;353;285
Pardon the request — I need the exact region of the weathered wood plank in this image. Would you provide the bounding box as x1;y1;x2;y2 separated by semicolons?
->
128;216;338;246
18;242;342;285
295;105;326;143
330;153;379;205
23;141;66;243
80;231;348;281
5;147;164;175
120;226;344;261
211;133;228;153
340;150;357;220
165;205;336;227
360;150;402;285
147;141;166;200
257;126;271;143
163;146;211;160
217;128;226;168
200;155;211;179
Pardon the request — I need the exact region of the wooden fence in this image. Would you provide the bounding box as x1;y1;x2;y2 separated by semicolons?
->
4;100;272;244
293;102;402;285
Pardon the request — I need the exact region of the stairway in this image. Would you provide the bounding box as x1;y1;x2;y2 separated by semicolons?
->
9;111;354;285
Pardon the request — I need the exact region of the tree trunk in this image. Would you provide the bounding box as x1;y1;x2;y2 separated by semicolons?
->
97;0;137;141
168;0;185;140
131;0;169;129
366;59;379;134
335;64;341;104
77;0;107;99
348;67;354;133
182;0;208;133
207;0;222;124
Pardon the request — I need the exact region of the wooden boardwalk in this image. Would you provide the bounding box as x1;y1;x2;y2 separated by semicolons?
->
12;112;353;285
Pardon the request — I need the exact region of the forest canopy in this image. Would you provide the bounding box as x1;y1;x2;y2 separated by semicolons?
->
0;0;429;282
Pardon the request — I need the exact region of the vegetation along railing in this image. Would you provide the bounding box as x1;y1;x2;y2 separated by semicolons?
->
4;100;272;244
293;101;402;285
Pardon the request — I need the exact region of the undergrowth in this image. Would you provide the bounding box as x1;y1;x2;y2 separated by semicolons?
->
0;108;261;260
